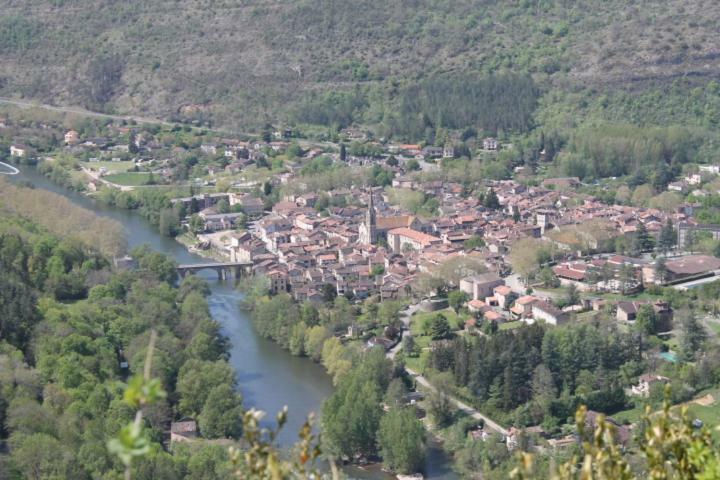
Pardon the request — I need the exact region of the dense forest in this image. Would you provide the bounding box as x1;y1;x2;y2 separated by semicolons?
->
0;0;718;134
0;186;242;478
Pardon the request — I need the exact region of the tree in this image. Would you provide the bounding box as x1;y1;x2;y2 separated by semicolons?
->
10;433;67;479
288;321;307;356
198;384;244;439
322;368;383;459
511;400;720;480
427;386;454;426
132;247;178;284
619;264;636;294
158;208;179;237
321;283;337;303
85;55;123;107
406;159;420;171
339;143;347;161
634;304;657;336
654;257;669;284
216;198;230;214
304;325;330;362
483;188;500;209
176;359;236;416
321;337;352;385
189;214;205;234
448;290;468;313
402;335;419;357
538;267;560;288
386;155;398;167
262;124;272;143
678;310;707;362
564;283;580;307
651;161;674;192
631;184;653;207
384;378;408;408
509;238;552;284
189;197;200;214
531;364;556;403
428;314;451;340
635;222;654;252
463;234;485;251
377;407;426;474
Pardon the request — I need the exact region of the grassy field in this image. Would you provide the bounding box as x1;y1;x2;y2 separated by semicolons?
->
411;308;465;335
499;320;525;331
103;172;154;186
82;161;135;173
686;402;720;437
613;388;720;428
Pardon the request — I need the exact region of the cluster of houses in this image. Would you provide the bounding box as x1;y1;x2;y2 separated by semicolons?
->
168;167;720;306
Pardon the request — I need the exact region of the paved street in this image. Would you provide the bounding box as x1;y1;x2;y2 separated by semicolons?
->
388;301;509;436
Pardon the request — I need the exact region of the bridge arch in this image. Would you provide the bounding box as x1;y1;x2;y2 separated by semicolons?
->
176;262;253;281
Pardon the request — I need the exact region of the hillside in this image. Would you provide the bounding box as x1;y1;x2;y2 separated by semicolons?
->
1;0;719;132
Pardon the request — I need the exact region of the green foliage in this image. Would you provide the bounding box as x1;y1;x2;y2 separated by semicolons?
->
377;406;426;474
634;305;657;336
198;384;243;439
321;359;385;458
448;290;468;314
0;16;39;53
228;407;324;480
678;310;707;362
427;313;452;340
176;359;236;416
390;73;537;138
464;234;485;251
561;125;700;179
512;394;720;480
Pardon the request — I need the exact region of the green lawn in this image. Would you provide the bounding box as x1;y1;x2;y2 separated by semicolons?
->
82;161;135;173
103;172;155;186
612;402;648;424
594;291;664;302
411;308;465;334
613;389;720;429
499;320;524;331
686;402;720;437
404;353;427;373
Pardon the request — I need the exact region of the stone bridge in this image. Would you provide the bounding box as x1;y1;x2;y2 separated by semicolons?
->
177;262;253;280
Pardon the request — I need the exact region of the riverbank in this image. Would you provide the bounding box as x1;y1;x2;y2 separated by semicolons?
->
8;166;459;479
7;167;335;448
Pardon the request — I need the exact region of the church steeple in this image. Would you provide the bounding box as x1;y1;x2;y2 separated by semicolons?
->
363;189;377;244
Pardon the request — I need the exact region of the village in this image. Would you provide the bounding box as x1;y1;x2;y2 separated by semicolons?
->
5;114;720;459
6;117;720;348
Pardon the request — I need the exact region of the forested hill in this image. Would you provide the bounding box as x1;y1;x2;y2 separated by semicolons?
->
0;0;718;131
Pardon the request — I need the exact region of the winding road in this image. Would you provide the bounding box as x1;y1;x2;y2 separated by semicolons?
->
0;96;242;138
389;303;509;437
0;161;19;175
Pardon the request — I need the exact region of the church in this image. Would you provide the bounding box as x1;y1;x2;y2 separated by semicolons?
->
358;190;423;245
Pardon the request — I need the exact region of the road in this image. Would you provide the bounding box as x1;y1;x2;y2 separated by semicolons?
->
80;165;136;192
408;367;509;436
388;301;509;437
0;96;245;138
387;302;421;359
0;161;19;175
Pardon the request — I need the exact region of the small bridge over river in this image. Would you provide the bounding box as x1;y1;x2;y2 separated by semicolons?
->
177;262;253;280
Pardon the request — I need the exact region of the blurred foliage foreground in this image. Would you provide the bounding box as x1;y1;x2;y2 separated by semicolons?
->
113;336;719;480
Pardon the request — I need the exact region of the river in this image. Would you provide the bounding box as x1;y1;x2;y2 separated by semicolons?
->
9;167;457;479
